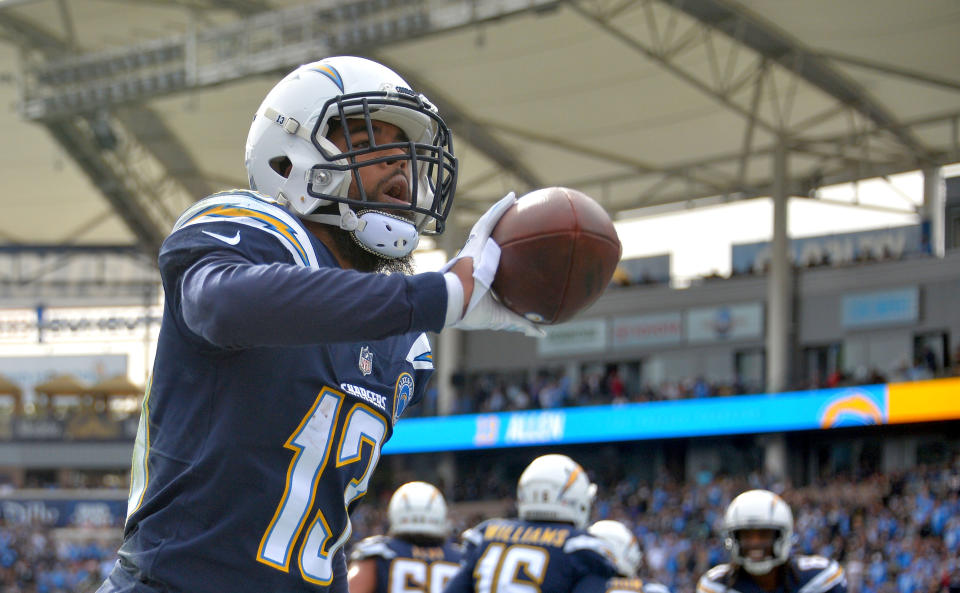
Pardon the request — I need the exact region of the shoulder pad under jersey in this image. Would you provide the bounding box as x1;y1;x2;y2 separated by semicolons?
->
461;526;484;548
697;564;735;593
406;333;434;371
794;556;846;593
172;189;321;269
564;533;615;560
350;535;397;561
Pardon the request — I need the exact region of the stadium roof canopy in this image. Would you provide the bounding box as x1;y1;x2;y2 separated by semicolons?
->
0;0;958;301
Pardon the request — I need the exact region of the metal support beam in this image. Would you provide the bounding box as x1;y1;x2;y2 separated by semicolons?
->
922;166;945;257
737;60;768;188
561;0;940;209
0;245;160;307
4;10;207;256
13;0;559;222
480;118;731;199
765;139;790;393
18;0;562;121
121;0;270;11
7;0;955;245
668;0;930;160
207;0;273;13
816;50;960;93
53;0;76;51
567;0;783;139
565;109;960;211
114;108;215;201
0;11;66;56
44;119;171;256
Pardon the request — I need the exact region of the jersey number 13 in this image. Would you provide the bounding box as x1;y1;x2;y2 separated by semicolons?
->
258;388;387;585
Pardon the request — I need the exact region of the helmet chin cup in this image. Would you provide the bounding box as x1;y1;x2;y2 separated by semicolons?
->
302;204;418;259
353;210;419;259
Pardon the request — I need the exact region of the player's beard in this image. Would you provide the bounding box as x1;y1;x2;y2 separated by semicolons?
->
310;203;415;275
342;228;415;275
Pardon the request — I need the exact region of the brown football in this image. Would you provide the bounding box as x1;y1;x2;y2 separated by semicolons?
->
491;187;622;325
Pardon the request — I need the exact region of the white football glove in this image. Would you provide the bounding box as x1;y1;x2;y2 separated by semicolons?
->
441;193;545;338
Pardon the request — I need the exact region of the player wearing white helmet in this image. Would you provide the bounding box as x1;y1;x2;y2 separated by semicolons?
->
244;56;454;267
587;520;670;593
444;454;617;593
98;56;539;593
697;489;847;593
348;482;461;593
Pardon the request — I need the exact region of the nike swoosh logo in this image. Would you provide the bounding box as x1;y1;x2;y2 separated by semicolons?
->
202;229;241;245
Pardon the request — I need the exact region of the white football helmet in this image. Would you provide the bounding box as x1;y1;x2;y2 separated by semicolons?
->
516;454;597;529
721;489;795;575
588;520;642;578
245;55;458;259
387;481;450;539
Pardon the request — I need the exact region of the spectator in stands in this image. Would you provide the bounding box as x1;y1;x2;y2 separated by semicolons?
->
606;368;626;403
10;455;956;592
951;347;960;376
0;523;118;593
691;377;710;399
506;383;531;410
452;360;945;416
922;346;939;375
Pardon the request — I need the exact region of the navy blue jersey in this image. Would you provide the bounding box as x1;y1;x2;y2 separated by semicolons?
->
99;191;447;593
444;518;617;593
697;555;847;593
350;535;463;593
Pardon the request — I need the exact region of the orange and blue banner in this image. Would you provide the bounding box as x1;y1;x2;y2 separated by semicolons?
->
384;378;960;454
887;377;960;424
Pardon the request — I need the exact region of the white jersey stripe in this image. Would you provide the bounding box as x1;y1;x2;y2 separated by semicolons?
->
407;333;434;370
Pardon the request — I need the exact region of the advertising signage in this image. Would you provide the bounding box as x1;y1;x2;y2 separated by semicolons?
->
383;378;960;454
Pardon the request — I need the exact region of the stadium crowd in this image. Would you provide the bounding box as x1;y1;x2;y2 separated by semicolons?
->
0;459;955;591
0;524;116;593
347;460;960;593
427;348;960;417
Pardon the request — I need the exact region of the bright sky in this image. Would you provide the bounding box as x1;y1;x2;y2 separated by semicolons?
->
612;172;926;284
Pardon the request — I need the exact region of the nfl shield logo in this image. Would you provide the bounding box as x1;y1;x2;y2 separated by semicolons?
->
358;346;374;376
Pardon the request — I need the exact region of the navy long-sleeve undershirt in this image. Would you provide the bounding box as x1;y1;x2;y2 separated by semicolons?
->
179;251;447;348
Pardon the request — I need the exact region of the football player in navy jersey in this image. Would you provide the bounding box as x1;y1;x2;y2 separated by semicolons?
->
587;520;669;593
98;55;542;593
443;454;617;593
348;481;462;593
697;489;847;593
